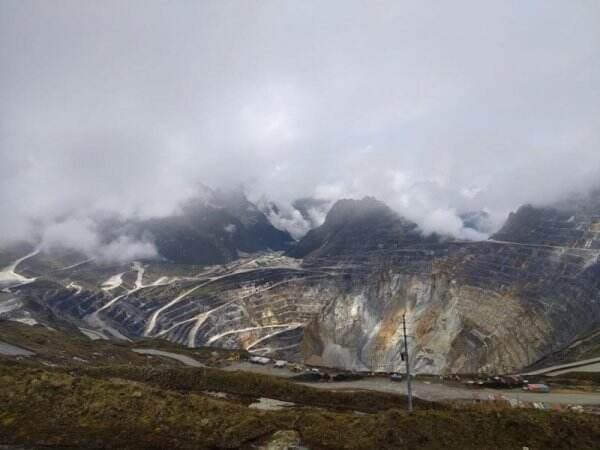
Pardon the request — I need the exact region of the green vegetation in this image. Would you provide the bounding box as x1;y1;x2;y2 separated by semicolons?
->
2;322;599;449
0;321;247;367
1;363;599;449
69;365;439;413
544;371;600;388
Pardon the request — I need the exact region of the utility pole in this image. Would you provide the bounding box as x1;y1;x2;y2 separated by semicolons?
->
402;312;413;412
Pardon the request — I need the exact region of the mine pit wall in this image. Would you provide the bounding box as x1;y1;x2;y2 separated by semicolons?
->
18;243;600;375
301;243;600;375
138;271;341;360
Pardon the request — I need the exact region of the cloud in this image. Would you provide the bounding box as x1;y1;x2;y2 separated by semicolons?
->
40;217;157;263
263;207;313;241
256;197;331;240
224;224;237;234
1;0;599;247
40;218;100;255
93;236;157;264
420;208;488;241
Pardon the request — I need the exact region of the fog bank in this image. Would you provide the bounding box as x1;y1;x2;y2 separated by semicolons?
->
1;1;599;257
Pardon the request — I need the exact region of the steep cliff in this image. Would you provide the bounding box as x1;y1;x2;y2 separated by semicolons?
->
2;196;599;375
297;197;600;374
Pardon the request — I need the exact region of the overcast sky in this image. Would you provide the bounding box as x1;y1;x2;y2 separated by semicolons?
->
1;1;600;249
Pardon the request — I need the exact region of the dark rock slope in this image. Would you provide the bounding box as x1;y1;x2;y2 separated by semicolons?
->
296;195;600;374
287;197;438;259
123;187;294;265
493;189;600;249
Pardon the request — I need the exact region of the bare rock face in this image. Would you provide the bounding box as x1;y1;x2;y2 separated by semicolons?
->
296;196;600;374
2;195;600;375
493;189;600;249
302;244;599;374
0;252;339;362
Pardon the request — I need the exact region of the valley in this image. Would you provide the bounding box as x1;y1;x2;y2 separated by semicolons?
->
1;195;600;377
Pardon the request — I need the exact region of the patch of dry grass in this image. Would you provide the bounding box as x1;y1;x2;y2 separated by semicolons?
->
2;362;600;449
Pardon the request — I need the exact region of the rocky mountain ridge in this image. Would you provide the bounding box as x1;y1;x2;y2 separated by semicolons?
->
492;191;600;249
287;197;439;259
125;186;296;264
1;192;599;375
297;194;600;373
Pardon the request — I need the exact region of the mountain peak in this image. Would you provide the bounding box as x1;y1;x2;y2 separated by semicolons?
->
493;190;600;249
287;197;435;258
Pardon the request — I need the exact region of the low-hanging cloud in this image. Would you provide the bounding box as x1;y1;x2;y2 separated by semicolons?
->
1;1;599;256
40;216;157;263
255;196;332;240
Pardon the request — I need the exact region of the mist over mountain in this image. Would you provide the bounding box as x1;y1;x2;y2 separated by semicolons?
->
1;0;600;375
1;1;599;256
287;197;439;259
12;185;297;265
3;3;600;447
257;197;332;240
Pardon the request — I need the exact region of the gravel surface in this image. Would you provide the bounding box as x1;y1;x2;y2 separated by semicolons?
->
131;348;205;367
0;341;34;357
225;362;600;405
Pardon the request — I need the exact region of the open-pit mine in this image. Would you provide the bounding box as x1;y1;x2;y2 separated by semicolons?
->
1;195;600;376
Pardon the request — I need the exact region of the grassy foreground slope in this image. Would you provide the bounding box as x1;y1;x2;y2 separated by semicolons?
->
1;362;600;450
0;320;248;367
1;322;599;449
